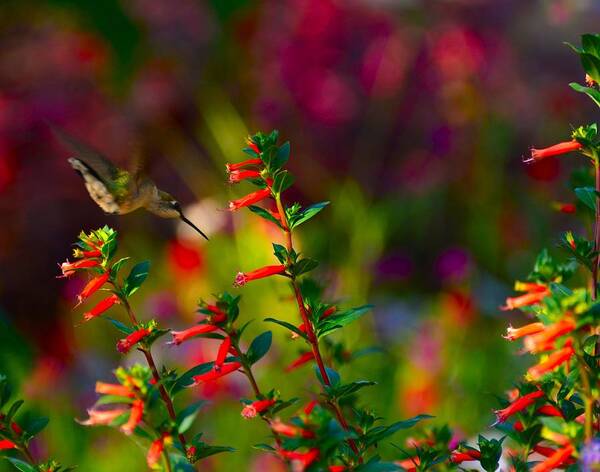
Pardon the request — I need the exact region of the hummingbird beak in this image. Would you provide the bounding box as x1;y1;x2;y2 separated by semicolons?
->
179;213;209;241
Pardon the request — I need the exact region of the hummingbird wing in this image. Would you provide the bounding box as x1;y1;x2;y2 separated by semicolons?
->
51;125;120;183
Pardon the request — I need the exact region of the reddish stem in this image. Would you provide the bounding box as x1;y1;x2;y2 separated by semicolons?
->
275;193;362;459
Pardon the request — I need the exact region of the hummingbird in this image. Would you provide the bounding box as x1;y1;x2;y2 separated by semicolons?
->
52;125;209;240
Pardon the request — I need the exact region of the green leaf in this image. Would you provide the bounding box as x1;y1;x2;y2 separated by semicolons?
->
171;362;214;395
574;186;597;211
100;232;118;261
271;141;290;170
271;171;294;194
272;243;288;264
570;82;600;108
248;205;284;229
362;415;433;448
317;305;373;338
246;331;272;365
289;201;330;229
291;258;319;277
110;257;130;277
23;416;49;438
94;394;134;406
6;458;37;472
581;52;600;83
177;400;207;434
582;34;600;57
6;399;24;423
314;366;340;387
0;375;11;409
478;435;504;472
106;317;133;335
123;261;150;297
264;317;308;340
327;380;376;400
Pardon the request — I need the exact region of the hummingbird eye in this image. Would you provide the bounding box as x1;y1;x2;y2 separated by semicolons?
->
170;201;181;212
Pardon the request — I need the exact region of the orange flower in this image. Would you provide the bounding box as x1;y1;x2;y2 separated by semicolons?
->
531;444;574;472
228;169;262;184
95;381;134;398
525;140;583;163
121;399;144;435
536;405;563;417
82;294;120;321
77;272;110;304
228;188;271;211
528;344;575;379
271;420;315;439
117;328;151;353
501;289;550;311
147;434;171;469
226;158;262;172
523;318;575;353
214;336;231;371
450;450;481;464
169;324;219;345
494;390;544;424
203;304;227;323
279;448;319;471
503;322;545;341
241;399;276;419
191;362;241;385
285;352;314;372
0;439;16;450
78;407;129;426
234;264;286;287
59;258;100;277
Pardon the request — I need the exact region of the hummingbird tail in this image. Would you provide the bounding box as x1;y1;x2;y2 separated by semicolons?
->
180;215;209;241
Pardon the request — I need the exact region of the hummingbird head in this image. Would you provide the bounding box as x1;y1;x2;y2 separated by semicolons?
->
150;191;209;240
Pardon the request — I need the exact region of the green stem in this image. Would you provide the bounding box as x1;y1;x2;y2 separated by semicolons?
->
115;292;189;454
163;448;173;472
274;192;362;461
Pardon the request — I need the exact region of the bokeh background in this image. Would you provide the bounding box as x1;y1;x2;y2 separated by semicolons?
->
1;0;600;470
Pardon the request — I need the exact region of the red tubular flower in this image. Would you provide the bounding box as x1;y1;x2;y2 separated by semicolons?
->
77;272;110;304
271;420;315;439
514;421;524;432
523;318;576;353
395;457;420;471
503;322;545;341
0;439;16;450
241;399;276;419
169;324;219;345
450;450;481;464
234;264;286;287
329;466;346;472
10;421;22;435
117;328;151;353
526;140;583;163
228;169;262;184
303;400;318;415
226;158;262;173
82;294;120;321
191;362;241;385
121;399;144;435
494;390;544;424
553;202;576;214
59;258;101;277
204;304;227;323
228;188;272;211
78;407;129;426
279;448;319;470
147;435;171;469
536;405;563;417
501;289;550;311
528;344;575;380
531;444;574;472
214;336;231;371
247;141;260;154
95;381;134;398
285;351;315;372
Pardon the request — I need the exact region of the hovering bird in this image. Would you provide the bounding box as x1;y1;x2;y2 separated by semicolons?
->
52;126;209;240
